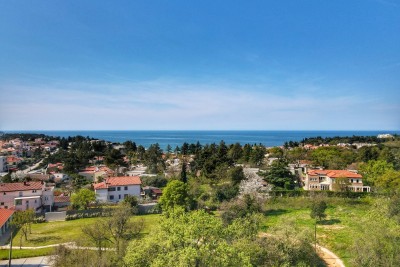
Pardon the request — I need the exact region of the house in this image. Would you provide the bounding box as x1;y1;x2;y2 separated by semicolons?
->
54;195;70;211
142;186;162;200
0;181;54;212
304;169;370;192
0;208;14;238
93;176;141;203
79;166;115;182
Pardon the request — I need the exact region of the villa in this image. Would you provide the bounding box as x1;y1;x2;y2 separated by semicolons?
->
304;169;370;192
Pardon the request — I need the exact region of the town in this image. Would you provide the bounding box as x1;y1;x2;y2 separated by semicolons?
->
0;132;399;266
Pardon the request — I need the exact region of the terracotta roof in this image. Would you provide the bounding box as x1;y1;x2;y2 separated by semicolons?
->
307;170;362;178
0;209;14;227
54;196;70;203
0;182;43;192
94;176;141;190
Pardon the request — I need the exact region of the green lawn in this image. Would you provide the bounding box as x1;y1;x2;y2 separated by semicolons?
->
262;197;372;267
12;214;161;248
0;247;54;260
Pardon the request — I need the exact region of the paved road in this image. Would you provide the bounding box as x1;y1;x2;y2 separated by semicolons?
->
0;256;51;267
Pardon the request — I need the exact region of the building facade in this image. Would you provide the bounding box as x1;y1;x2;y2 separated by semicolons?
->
93;176;141;203
0;181;54;212
304;169;370;192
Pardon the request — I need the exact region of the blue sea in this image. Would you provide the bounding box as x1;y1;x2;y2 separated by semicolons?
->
3;130;399;150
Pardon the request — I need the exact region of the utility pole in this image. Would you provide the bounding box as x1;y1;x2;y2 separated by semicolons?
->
314;219;317;252
8;226;13;267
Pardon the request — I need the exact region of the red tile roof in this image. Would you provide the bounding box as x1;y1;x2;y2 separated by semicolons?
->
0;182;43;192
93;176;141;190
307;170;362;178
54;196;70;203
0;208;14;227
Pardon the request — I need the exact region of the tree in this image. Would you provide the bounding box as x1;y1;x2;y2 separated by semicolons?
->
375;170;400;192
159;180;190;211
229;166;246;185
11;209;35;248
71;188;96;210
180;161;187;183
250;145;265;166
104;148;127;169
359;160;394;186
103;204;144;257
81;222;111;258
124;210;253;267
166;144;172;154
332;176;351;192
144;143;165;174
262;159;296;189
122;195;138;209
310;200;327;221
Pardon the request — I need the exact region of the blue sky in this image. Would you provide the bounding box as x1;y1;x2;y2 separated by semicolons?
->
0;0;399;130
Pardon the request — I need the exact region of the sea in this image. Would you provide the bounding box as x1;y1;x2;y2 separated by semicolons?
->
3;130;399;150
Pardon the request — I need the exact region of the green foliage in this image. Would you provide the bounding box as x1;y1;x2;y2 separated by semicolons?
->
359;160;394;186
351;199;400;266
71;188;96;210
140;175;168;188
250;145;266;166
215;184;239;202
11;209;35;248
104;148;127;169
229;166;245;185
122;195;138;208
310;199;327;221
124;209;253;267
220;194;263;224
158;180;191;211
376;170;400;192
144;143;165;174
311;147;348;169
262;159;296;189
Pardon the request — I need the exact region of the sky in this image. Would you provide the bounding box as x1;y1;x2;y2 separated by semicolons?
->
0;0;399;131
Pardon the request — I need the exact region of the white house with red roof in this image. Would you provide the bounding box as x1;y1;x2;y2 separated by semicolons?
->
304;169;370;192
93;176;141;203
0;208;14;238
0;181;54;212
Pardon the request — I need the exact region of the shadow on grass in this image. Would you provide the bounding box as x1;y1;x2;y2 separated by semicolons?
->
29;235;59;244
264;209;289;216
318;219;341;225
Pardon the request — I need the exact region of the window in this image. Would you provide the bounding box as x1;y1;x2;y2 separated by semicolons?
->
19;192;23;197
15;199;22;205
35;200;37;203
32;190;37;193
124;186;128;190
117;187;121;191
108;187;116;192
0;202;3;206
109;195;114;200
3;192;5;195
119;195;121;199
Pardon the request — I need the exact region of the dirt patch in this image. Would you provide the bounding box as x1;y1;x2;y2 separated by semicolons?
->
316;244;345;267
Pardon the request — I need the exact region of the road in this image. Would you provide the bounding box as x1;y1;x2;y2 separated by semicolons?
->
0;256;51;267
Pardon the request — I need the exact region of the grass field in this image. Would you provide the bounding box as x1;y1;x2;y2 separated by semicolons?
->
0;247;54;260
8;198;379;265
12;214;161;248
262;197;373;267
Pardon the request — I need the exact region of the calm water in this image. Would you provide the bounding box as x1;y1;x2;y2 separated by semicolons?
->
4;130;399;149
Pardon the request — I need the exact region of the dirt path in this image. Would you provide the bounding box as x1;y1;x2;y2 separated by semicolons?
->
316;244;345;267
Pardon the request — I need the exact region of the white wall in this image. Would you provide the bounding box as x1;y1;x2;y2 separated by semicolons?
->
96;185;141;203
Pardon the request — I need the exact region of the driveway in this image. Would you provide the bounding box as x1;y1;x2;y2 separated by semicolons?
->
0;256;51;267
